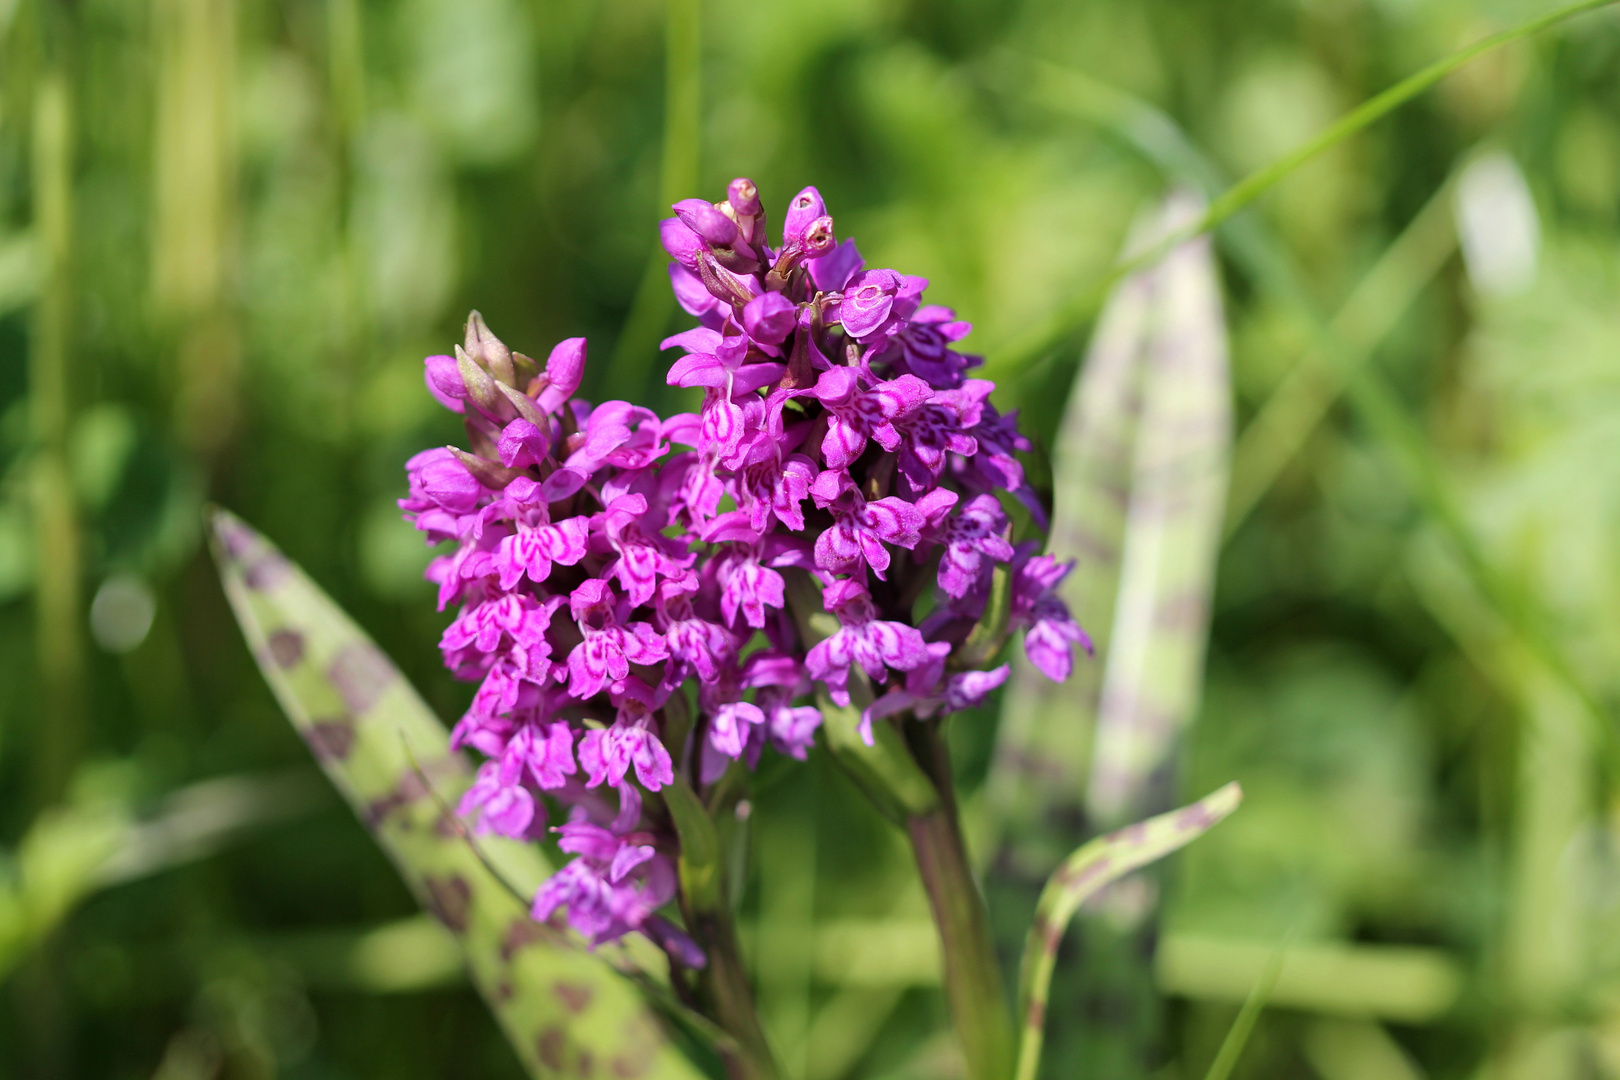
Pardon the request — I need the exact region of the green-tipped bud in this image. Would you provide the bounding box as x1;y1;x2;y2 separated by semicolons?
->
447;446;524;489
494;380;550;430
465;310;516;387
455;344;507;417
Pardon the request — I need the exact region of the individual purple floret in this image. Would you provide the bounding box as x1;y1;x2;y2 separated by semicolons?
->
401;180;1087;960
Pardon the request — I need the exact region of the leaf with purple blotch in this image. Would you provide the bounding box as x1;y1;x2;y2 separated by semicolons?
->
1013;782;1242;1080
209;508;707;1080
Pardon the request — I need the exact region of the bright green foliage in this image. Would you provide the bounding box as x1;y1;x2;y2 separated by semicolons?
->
0;800;126;978
8;0;1620;1074
209;509;706;1080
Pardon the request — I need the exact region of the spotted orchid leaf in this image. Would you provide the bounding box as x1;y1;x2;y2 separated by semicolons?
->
991;189;1231;852
209;509;707;1080
1013;783;1242;1080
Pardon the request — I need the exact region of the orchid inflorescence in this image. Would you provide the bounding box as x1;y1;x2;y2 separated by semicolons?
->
400;179;1090;965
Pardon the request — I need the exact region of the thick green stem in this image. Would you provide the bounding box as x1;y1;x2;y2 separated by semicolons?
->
683;905;778;1080
665;777;778;1080
907;725;1016;1080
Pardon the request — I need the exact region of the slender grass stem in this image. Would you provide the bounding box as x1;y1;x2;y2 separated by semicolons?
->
1201;933;1291;1080
987;0;1619;381
1223;171;1458;536
1000;45;1615;763
30;71;83;809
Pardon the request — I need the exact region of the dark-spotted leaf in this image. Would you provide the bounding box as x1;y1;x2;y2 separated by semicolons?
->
1013;783;1242;1080
209;509;706;1080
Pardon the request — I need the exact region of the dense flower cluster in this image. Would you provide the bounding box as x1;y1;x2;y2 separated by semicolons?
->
402;180;1087;960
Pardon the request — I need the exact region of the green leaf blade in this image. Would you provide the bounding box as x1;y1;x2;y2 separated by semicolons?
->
209;508;707;1080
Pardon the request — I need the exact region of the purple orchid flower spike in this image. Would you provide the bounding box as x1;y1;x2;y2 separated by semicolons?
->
402;184;1090;981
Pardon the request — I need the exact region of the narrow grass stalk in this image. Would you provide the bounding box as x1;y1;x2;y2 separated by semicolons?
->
609;0;702;399
1223;170;1457;536
30;71;83;809
1006;52;1616;765
987;0;1619;380
1201;933;1290;1080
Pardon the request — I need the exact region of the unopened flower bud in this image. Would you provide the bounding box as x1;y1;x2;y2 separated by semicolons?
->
743;292;797;346
456;344;510;418
465;311;516;386
537;337;587;415
424;354;467;413
727;178;762;218
672;198;739;249
447;446;524;489
494;381;550;429
660;218;705;269
782;186;827;247
416;447;486;512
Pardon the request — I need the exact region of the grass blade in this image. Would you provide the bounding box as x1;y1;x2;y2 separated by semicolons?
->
1002;57;1615;763
1201;932;1291;1080
985;0;1619;382
209;508;707;1080
1013;783;1243;1080
1222;174;1456;536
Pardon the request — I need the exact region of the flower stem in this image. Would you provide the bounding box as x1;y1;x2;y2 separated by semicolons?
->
907;722;1016;1080
683;904;778;1080
666;777;778;1080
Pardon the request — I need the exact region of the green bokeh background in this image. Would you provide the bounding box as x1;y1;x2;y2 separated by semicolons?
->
2;0;1620;1076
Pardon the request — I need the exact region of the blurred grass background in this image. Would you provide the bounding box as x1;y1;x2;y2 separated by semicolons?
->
2;0;1620;1077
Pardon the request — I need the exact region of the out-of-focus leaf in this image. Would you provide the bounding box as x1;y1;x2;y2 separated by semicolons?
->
0;770;324;979
1157;934;1461;1022
1085;190;1230;827
988;202;1152;870
987;191;1229;1080
209;509;707;1080
1013;783;1242;1080
0;803;125;977
0;233;38;317
991;189;1229;849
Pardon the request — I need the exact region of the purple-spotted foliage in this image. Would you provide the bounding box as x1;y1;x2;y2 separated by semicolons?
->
402;180;1086;962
